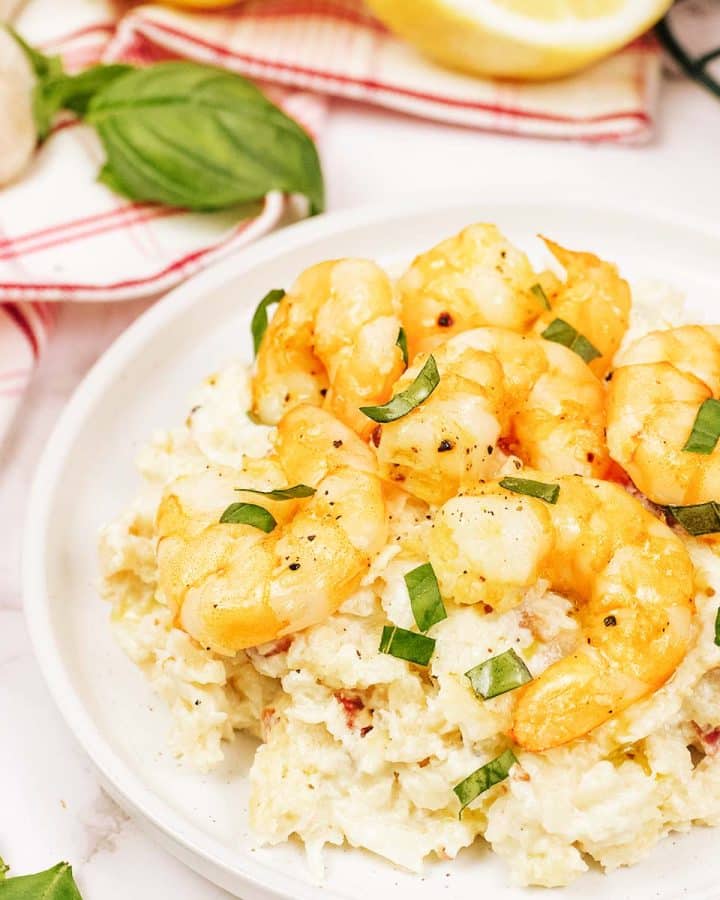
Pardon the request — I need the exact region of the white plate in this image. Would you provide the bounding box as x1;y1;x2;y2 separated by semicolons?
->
24;192;720;900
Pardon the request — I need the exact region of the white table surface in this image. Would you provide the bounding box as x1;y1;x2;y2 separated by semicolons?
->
2;76;720;897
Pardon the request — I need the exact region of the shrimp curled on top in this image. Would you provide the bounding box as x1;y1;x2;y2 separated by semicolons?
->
373;327;610;505
156;406;388;655
251;259;406;438
428;472;695;751
607;325;720;524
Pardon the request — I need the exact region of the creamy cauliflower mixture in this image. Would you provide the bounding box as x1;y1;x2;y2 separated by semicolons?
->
100;273;720;888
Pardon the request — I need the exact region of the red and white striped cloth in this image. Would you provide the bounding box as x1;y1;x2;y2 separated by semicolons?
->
0;0;663;444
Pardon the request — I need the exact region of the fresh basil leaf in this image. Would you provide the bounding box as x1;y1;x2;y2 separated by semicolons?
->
5;26;64;80
0;861;83;899
360;354;439;423
465;648;532;700
220;502;276;532
251;289;285;355
378;625;435;666
235;484;315;500
453;749;517;814
85;62;324;214
667;501;720;536
715;607;720;647
405;562;446;632
396;327;409;367
541;318;601;364
530;282;551;310
682;398;720;455
33;65;133;141
499;476;560;504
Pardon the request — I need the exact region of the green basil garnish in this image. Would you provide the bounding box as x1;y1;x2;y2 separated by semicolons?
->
85;62;325;214
666;501;720;536
236;484;315;500
378;625;435;666
396;327;409;367
251;288;285;354
6;26;63;80
715;608;720;647
405;562;446;633
0;859;83;898
499;476;560;504
220;502;276;532
453;749;517;814
682;398;720;454
530;283;551;310
465;648;532;700
541;318;601;364
360;355;439;423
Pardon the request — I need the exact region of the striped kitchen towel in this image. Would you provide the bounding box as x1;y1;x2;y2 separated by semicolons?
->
0;0;662;444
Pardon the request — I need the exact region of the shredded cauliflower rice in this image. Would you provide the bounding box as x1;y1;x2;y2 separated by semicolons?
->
99;281;720;888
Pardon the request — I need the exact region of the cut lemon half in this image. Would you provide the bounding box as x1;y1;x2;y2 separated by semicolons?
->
365;0;672;79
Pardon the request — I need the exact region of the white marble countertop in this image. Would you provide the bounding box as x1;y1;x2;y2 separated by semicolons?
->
2;73;720;898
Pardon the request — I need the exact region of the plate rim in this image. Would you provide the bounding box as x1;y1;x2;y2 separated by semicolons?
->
22;189;720;900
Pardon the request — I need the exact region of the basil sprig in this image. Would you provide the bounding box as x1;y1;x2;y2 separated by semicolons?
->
499;476;560;504
220;502;277;532
667;501;720;536
34;65;133;140
715;608;720;647
379;625;435;666
0;858;83;899
453;749;517;814
396;327;409;367
405;562;446;632
236;484;315;500
360;355;439;423
251;289;285;354
85;63;324;213
683;398;720;454
466;649;532;700
541;318;601;364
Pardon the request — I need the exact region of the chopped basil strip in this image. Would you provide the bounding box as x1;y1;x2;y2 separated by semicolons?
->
236;484;315;500
405;562;446;632
220;502;276;532
530;282;551;310
682;398;720;454
378;625;435;666
360;355;439;423
396;327;409;367
465;648;532;700
251;288;285;354
499;476;560;504
541;318;601;364
715;608;720;647
667;501;720;536
453;749;517;813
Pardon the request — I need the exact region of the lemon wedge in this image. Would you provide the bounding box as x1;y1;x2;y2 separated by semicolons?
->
365;0;671;79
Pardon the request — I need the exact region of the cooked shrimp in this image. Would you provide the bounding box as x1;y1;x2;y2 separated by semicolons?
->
397;223;546;359
607;325;720;518
373;327;609;505
428;472;695;751
533;238;631;378
156;406;388;654
252;259;405;437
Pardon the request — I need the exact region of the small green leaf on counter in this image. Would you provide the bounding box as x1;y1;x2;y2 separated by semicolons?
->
405;562;446;633
465;648;532;700
378;625;435;666
0;860;83;899
453;749;517;814
6;26;63;80
251;288;285;354
220;502;276;532
360;354;439;423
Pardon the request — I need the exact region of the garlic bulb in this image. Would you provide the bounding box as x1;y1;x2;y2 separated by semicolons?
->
0;29;37;186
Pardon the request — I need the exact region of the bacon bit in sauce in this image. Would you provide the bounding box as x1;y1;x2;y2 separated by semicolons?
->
258;636;293;657
483;603;494;614
437;312;454;328
371;425;382;448
360;725;373;738
418;757;431;768
334;691;364;727
694;723;720;755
